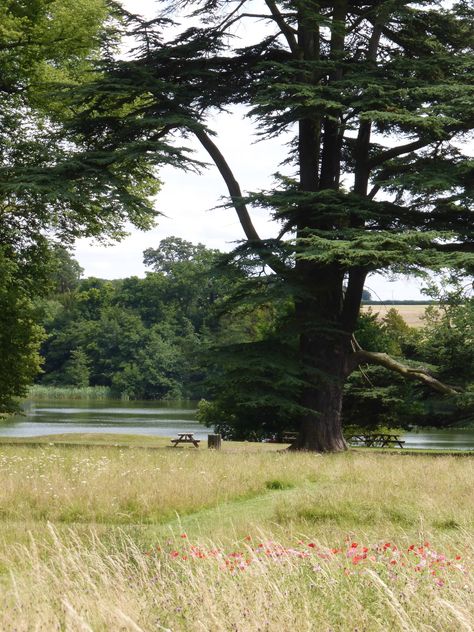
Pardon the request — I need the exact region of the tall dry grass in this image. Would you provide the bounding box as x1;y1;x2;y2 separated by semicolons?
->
0;447;472;534
0;447;472;630
0;525;472;631
0;446;316;524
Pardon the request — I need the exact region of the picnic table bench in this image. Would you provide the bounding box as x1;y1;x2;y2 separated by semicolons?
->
282;431;299;443
171;432;200;448
346;433;405;448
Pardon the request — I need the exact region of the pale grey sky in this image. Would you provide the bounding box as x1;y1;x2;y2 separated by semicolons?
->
73;0;438;300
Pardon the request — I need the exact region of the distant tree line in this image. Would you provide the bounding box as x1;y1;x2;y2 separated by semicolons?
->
35;238;233;400
33;242;474;435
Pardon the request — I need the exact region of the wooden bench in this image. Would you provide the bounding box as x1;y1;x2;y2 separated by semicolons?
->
346;433;405;448
171;433;200;448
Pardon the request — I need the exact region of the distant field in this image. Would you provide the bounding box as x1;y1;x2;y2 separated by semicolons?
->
361;304;431;328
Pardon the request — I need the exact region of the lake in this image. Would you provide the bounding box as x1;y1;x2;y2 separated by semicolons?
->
0;400;211;439
0;400;473;450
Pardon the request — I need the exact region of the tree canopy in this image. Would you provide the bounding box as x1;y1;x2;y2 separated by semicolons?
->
0;0;160;413
36;238;235;400
64;0;474;450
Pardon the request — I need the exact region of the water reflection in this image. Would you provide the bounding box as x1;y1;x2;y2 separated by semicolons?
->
403;431;474;451
1;400;473;449
0;399;211;439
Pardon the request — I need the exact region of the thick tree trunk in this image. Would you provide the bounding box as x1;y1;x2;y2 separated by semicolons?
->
293;336;348;452
291;271;350;452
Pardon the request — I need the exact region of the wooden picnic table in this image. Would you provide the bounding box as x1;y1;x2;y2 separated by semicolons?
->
346;433;405;448
282;431;299;443
171;432;200;448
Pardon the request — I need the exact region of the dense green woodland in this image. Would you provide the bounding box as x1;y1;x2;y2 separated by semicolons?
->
36;239;229;400
0;0;473;450
33;243;474;436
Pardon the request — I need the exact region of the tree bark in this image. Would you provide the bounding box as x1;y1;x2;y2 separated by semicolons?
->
293;334;349;452
291;267;349;452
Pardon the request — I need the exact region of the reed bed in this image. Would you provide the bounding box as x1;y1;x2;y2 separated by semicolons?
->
27;385;114;400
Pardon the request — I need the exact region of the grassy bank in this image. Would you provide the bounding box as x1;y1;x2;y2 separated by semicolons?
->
27;385;115;400
0;440;472;630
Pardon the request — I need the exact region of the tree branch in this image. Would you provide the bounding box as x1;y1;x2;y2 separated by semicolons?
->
353;21;382;197
264;0;299;55
193;127;261;243
215;0;247;32
352;350;461;396
341;268;367;330
192;127;291;276
368;139;430;169
432;242;474;253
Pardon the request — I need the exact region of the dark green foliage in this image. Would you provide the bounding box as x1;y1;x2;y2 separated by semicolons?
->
61;349;90;388
38;239;235;400
198;336;307;440
419;301;474;385
34;1;474;447
0;250;44;413
342;366;424;432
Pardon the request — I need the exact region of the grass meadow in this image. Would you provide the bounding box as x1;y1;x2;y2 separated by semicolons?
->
0;440;472;631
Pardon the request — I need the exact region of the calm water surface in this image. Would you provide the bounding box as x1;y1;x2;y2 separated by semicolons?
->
0;400;211;439
0;400;473;450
